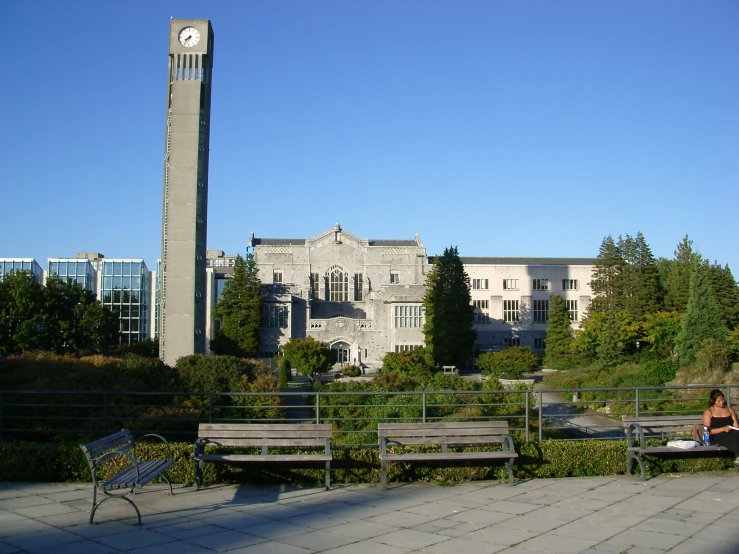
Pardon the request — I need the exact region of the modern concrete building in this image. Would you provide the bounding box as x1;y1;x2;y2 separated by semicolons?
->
47;257;96;292
99;258;151;345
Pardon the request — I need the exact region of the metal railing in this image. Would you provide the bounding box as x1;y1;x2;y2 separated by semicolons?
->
0;384;735;445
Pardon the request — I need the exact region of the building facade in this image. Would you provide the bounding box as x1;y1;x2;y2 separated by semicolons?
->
0;258;44;284
160;19;215;367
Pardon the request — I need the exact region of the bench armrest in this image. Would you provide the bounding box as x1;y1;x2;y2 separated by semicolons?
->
194;437;211;457
626;423;646;450
501;435;516;454
90;449;140;487
138;433;172;459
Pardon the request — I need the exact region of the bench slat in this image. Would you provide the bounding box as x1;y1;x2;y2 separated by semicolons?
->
379;422;509;429
199;430;332;439
383;436;507;445
102;460;173;491
381;451;517;462
201;438;328;447
195;454;332;463
81;430;134;459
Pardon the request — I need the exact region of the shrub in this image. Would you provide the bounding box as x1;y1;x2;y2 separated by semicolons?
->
477;347;540;378
342;365;362;377
279;357;291;388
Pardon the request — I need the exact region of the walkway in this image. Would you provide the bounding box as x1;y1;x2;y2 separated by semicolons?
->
1;473;738;553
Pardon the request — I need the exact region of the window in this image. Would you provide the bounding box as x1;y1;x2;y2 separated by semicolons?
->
566;300;579;321
563;279;579;291
533;299;549;322
474;312;490;323
472;279;488;290
310;273;320;300
394;305;424;328
533;279;549;291
503;279;519;290
473;300;489;309
395;344;422;353
263;304;288;328
390;271;399;284
354;273;363;301
503;300;519;322
328;265;348;301
534;338;545;350
504;337;520;347
273;271;283;284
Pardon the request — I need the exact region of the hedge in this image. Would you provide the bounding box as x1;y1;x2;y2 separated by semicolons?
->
1;439;734;488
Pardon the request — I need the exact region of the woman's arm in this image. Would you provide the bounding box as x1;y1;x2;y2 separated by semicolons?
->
703;409;712;429
730;407;739;428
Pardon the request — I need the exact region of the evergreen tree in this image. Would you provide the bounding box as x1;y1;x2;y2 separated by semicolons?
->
631;232;664;316
595;307;623;369
665;235;700;312
675;261;728;366
589;235;623;314
707;262;739;330
422;246;476;367
544;295;575;370
210;253;263;358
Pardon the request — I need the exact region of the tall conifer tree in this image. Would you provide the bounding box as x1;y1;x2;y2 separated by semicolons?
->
707;262;739;330
665;235;699;312
210;253;263;358
422;246;476;367
675;261;728;366
544;295;575;370
588;235;623;314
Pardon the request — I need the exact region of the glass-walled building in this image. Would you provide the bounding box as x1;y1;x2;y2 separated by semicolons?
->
47;258;96;291
0;258;44;284
100;259;150;345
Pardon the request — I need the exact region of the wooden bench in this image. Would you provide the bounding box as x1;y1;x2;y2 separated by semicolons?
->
194;423;333;490
623;415;731;481
378;421;518;489
80;429;173;525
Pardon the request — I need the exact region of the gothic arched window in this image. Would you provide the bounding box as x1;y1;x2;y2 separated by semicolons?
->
327;265;348;302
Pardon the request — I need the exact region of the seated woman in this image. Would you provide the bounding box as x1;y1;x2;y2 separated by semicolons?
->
703;389;739;462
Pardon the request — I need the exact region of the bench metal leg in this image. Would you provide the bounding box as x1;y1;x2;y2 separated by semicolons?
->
89;488;142;525
381;460;388;490
626;452;646;481
504;459;515;486
325;462;331;490
195;459;204;490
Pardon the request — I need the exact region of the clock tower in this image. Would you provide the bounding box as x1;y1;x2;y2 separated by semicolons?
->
161;19;214;367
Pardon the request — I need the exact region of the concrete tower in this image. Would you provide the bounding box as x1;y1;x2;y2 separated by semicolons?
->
161;19;214;367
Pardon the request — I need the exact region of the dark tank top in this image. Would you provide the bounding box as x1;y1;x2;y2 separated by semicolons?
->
710;414;734;430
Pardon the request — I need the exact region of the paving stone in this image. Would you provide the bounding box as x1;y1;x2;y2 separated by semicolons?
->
515;532;600;553
186;530;267;551
370;528;450;549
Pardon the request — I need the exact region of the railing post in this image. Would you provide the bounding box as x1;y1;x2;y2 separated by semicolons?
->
0;392;4;443
538;390;543;442
635;388;640;417
102;393;108;436
422;392;426;423
316;393;320;424
208;393;213;423
525;390;530;443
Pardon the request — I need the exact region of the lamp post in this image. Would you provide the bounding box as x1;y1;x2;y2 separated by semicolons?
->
636;341;640;364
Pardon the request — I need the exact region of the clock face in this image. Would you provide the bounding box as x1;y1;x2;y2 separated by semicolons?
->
178;27;200;47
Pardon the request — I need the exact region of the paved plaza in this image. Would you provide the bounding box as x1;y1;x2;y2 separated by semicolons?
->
1;474;738;553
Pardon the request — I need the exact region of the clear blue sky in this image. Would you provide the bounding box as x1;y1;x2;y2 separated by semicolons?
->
3;1;737;274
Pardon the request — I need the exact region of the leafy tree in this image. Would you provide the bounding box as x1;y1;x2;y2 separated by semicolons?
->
544;295;576;369
381;350;435;380
210;253;263;358
589;235;623;314
278;357;292;388
282;336;337;382
422;246;476;367
477;346;540;379
675;260;728;366
0;272;46;353
643;311;682;360
665;235;700;312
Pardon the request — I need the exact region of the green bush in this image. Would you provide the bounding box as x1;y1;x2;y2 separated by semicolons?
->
477;347;540;378
341;365;362;377
1;439;733;487
279;357;291;388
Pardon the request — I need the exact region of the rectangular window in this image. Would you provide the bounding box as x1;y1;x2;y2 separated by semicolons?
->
566;300;579;321
533;299;550;322
390;271;399;284
273;271;283;284
503;300;519;322
504;337;520;347
263;304;289;328
503;279;519;290
395;344;422;353
474;312;490;323
473;300;489;309
534;337;545;350
563;279;579;290
533;279;549;291
394;305;425;328
354;273;363;301
472;279;489;290
310;273;320;300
